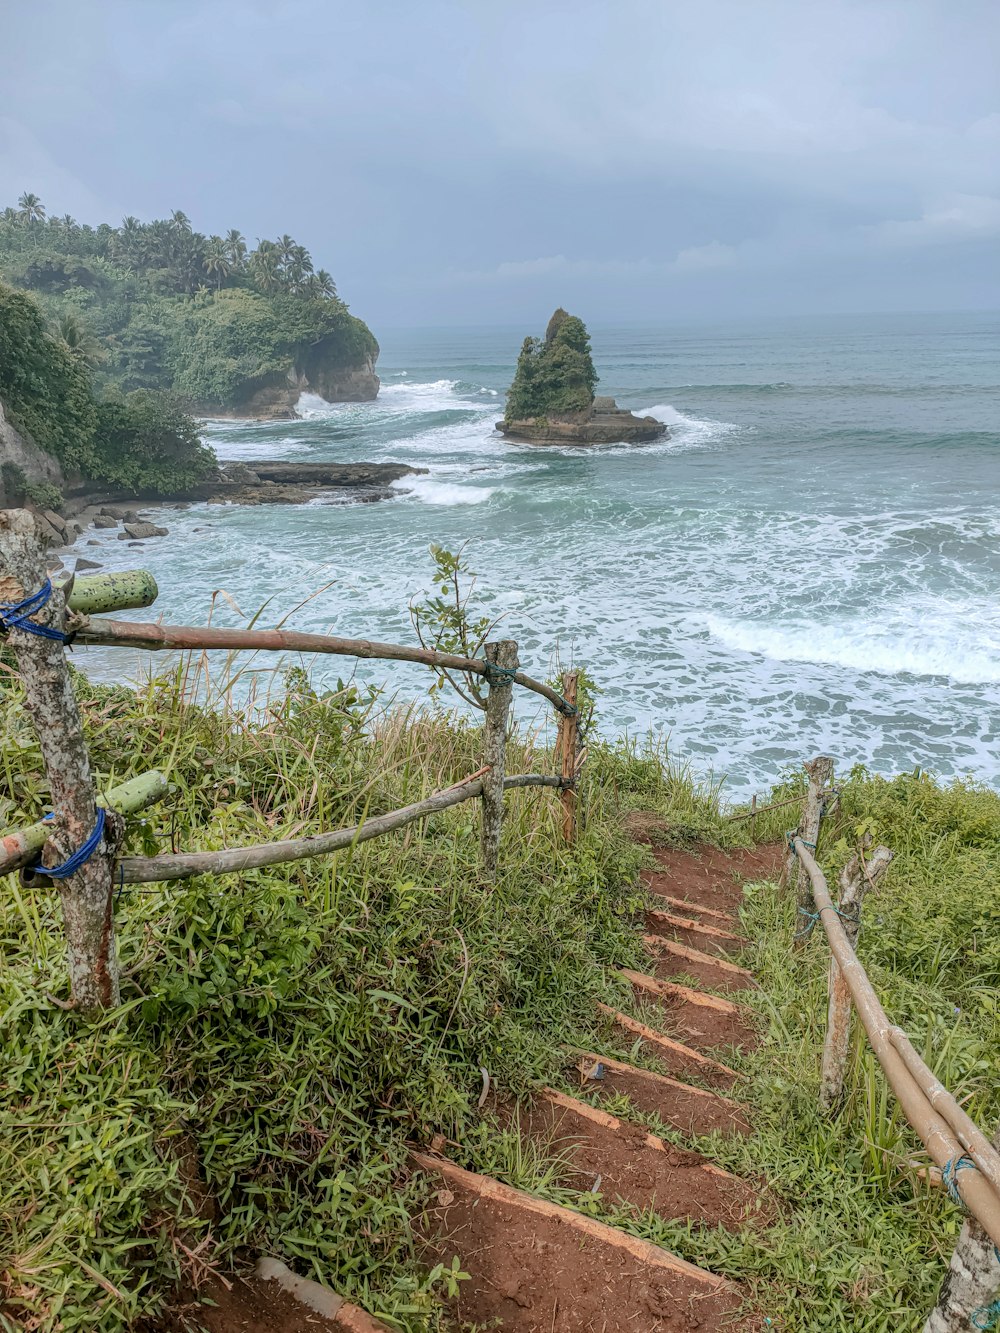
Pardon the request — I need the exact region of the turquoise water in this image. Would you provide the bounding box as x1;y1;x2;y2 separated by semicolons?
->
71;312;1000;798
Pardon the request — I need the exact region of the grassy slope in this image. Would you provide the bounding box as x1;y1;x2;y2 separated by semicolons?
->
1;661;998;1332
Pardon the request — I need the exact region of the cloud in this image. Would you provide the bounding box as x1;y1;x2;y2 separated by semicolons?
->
869;194;1000;246
671;242;737;272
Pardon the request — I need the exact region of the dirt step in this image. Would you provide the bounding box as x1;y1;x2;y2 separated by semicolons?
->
646;909;748;957
415;1153;749;1333
623;970;761;1054
643;844;784;916
643;935;758;992
646;891;740;928
599;1004;739;1089
521;1089;767;1229
569;1051;750;1135
147;1272;388;1332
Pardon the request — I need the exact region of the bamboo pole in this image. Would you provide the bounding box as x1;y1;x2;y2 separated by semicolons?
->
1;770;169;877
792;837;1000;1248
111;772;561;885
64;571;158;615
67;615;573;714
788;755;835;949
818;844;893;1111
479;639;518;881
558;671;579;845
0;510;122;1013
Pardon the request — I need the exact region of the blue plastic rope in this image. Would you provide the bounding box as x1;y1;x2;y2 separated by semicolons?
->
0;578;66;643
482;663;518;686
942;1155;976;1208
972;1299;1000;1330
786;833;817;856
32;807;106;880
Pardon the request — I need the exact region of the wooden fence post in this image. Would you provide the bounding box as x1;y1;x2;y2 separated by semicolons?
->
557;672;579;845
788;754;835;951
0;509;123;1014
818;843;893;1111
923;1188;1000;1332
479;639;518;880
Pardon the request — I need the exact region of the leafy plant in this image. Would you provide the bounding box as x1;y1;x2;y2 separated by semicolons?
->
409;544;504;710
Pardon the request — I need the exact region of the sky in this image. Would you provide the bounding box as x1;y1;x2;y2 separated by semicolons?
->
2;0;998;326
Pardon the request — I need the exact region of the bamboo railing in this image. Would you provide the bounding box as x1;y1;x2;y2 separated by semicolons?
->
0;509;581;1013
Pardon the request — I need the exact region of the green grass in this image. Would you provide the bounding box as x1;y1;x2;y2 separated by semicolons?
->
2;656;998;1332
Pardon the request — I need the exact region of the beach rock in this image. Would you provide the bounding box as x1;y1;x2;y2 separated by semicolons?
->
86;540;101;546
93;515;119;529
100;506;131;519
119;522;167;540
74;557;102;571
498;405;666;445
219;462;261;485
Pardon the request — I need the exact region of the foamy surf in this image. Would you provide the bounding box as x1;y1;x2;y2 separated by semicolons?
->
391;475;497;505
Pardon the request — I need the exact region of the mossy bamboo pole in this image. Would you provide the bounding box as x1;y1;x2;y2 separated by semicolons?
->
787;755;834;949
1;770;169;877
0;509;122;1013
69;616;573;714
113;772;562;885
557;671;579;844
479;640;518;881
792;837;1000;1248
818;844;892;1111
63;571;158;615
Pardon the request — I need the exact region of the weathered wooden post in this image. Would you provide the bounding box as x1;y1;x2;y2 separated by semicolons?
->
479;639;518;880
923;1181;1000;1332
818;842;893;1111
0;510;130;1013
787;754;835;950
557;672;579;845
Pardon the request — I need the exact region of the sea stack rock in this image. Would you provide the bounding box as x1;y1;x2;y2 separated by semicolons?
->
497;309;666;445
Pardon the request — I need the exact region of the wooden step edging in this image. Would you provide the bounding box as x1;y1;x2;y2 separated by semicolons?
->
255;1258;390;1332
647;910;746;945
620;968;742;1014
410;1152;736;1293
651;893;738;925
598;1005;740;1080
643;935;755;980
539;1088;737;1182
570;1049;748;1114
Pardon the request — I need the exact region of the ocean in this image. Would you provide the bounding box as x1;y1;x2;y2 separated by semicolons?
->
68;312;1000;799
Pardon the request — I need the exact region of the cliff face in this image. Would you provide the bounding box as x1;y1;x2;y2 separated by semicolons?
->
220;350;380;420
0;396;65;504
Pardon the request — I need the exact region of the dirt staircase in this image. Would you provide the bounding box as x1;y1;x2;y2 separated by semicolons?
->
418;840;784;1332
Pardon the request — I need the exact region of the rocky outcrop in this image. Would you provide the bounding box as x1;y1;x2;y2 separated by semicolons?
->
179;459;425;506
498;397;666;446
0;397;65;505
213;352;380;421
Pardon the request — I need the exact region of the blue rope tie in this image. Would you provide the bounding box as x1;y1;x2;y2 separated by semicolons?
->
0;578;67;643
793;903;860;940
942;1154;976;1208
482;662;518;686
786;832;817;856
973;1300;1000;1330
32;807;106;879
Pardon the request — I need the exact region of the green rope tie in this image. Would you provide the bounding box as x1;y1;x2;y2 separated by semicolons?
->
793;904;860;941
482;662;518;687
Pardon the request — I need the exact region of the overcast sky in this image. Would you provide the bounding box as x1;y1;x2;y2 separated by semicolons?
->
2;0;998;326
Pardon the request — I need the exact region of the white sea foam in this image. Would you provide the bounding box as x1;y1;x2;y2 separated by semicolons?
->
703;605;1000;684
390;475;497;505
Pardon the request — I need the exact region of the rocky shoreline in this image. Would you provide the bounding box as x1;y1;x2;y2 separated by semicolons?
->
498;397;666;446
39;460;427;568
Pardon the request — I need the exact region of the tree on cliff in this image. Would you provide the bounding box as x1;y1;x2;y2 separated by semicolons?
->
504;309;598;419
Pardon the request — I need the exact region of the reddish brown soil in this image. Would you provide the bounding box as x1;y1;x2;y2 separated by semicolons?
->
147;1277;339;1333
519;1096;768;1229
420;1171;753;1333
643;844;784;916
604;1011;739;1089
631;985;761;1054
644;939;757;993
568;1055;750;1135
646;911;747;958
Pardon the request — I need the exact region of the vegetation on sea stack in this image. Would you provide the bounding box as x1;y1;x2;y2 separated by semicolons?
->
504;308;599;420
0;192;378;412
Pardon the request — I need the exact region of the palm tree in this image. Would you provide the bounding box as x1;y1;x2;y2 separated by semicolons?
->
249;241;280;293
315;269;337;300
203;245;233;291
60;213;78;236
52;312;104;368
277;234;297;266
1;207;19;226
223;228;247;269
169;209;192;233
17;192;45;224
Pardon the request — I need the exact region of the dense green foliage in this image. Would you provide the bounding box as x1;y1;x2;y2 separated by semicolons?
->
0;281;215;496
504;307;599;419
0;193;378;410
